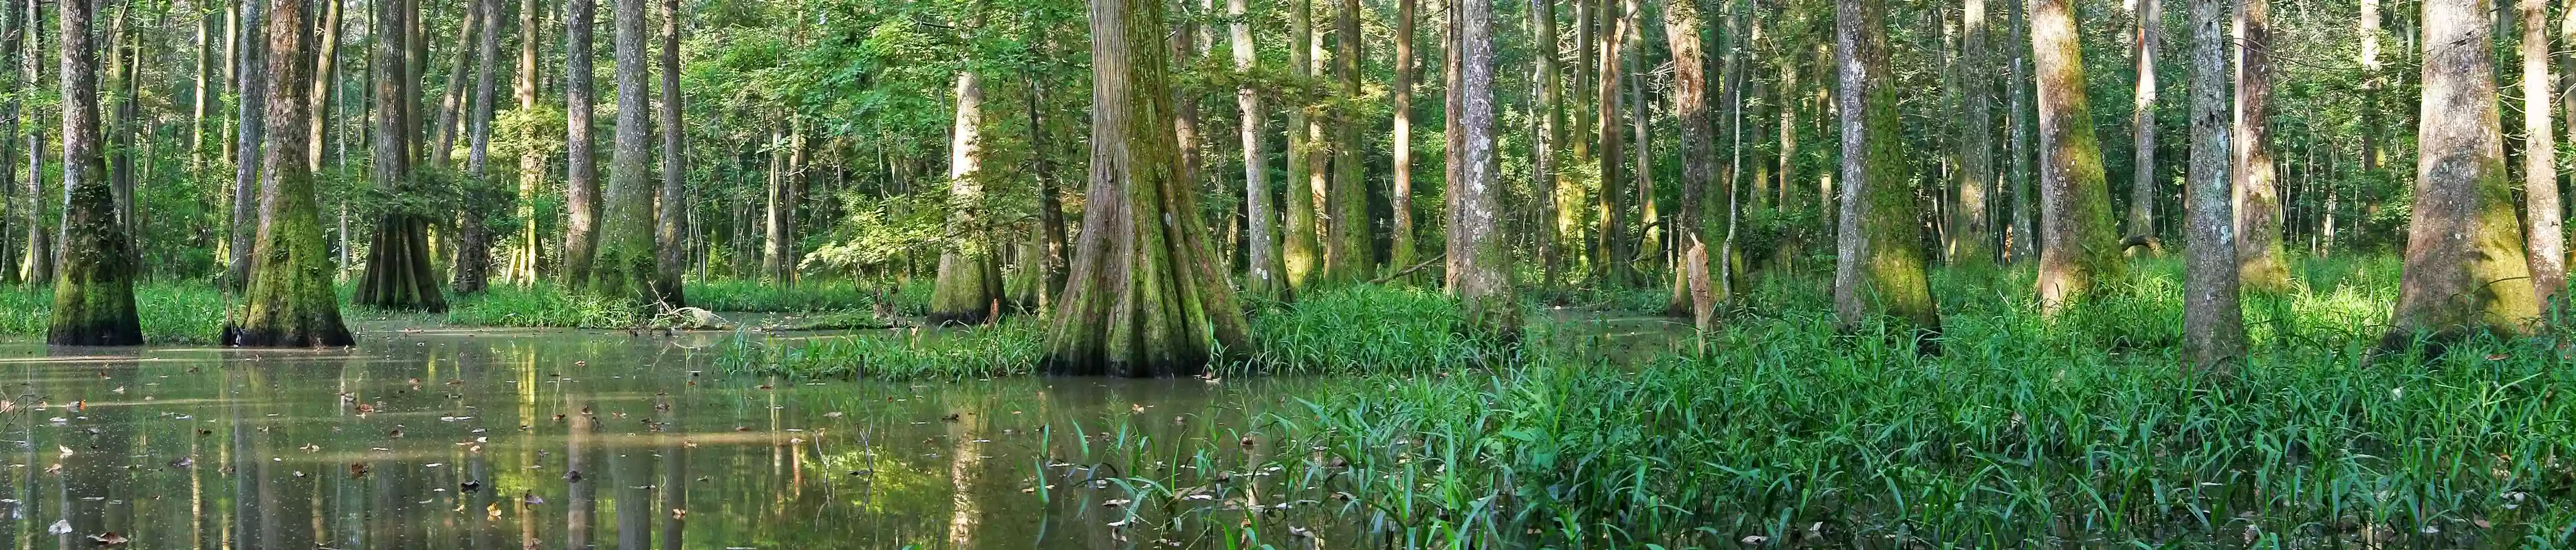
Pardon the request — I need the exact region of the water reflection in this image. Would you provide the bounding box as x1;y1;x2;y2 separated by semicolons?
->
0;328;1329;549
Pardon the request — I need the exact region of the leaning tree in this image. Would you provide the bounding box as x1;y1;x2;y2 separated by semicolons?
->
1041;0;1249;376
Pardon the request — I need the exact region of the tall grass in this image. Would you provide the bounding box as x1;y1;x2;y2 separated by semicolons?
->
442;285;646;328
0;283;228;344
714;320;1045;380
687;278;927;314
1238;284;1516;375
1045;258;2576;547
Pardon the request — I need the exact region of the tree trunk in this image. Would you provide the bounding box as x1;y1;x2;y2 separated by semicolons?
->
761;128;792;282
226;0;264;290
512;0;543;286
105;0;135;272
453;0;501;294
0;0;19;287
2361;0;2382;178
1232;0;1278;299
1390;0;1417;285
1027;69;1067;301
19;0;45;285
307;0;342;173
653;0;685;302
2005;0;2035;263
431;0;481;168
2031;0;2124;313
192;4;213;173
356;0;445;311
1282;0;1320;291
1593;0;1630;286
1831;0;1940;349
930;58;1003;324
2234;0;2289;292
230;0;353;347
1952;0;1995;267
1326;0;1370;282
1045;0;1249;376
2123;0;2159;253
2522;0;2564;309
585;0;657;305
1449;0;1513;336
2181;0;2241;372
1659;0;1710;316
563;0;599;285
48;0;142;345
2388;0;2540;346
1533;0;1567;290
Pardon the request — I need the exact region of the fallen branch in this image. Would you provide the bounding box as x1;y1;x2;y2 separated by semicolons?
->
1370;253;1448;285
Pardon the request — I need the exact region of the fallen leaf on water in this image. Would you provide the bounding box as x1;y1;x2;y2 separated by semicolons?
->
88;531;128;545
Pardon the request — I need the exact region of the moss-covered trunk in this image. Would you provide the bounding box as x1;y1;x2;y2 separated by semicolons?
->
230;0;352;348
1045;0;1250;377
1659;0;1711;317
560;0;599;285
1830;0;1939;347
2387;0;2538;344
2030;0;2124;314
585;0;660;307
653;0;687;305
1281;0;1321;292
1324;0;1371;283
47;0;141;346
1592;0;1630;287
356;0;445;313
1232;0;1279;299
2233;0;2290;292
930;67;1003;325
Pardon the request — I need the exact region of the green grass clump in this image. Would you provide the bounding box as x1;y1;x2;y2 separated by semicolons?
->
714;320;1043;380
0;283;228;344
1240;284;1517;375
687;278;926;314
443;285;644;328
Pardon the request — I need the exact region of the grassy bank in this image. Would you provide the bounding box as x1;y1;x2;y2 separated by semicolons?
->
0;283;230;344
1042;256;2574;547
0;278;928;338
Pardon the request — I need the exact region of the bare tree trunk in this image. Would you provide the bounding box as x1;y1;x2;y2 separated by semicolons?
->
1449;0;1513;336
583;0;658;303
1390;0;1417;284
453;0;501;294
563;0;600;285
514;0;543;286
653;0;684;302
2362;0;2382;178
1831;0;1939;349
431;0;481;168
2387;0;2539;346
2005;0;2035;263
355;0;445;311
192;3;213;173
1281;0;1320;291
761;128;790;282
2181;0;2241;373
1327;0;1370;282
1232;0;1278;298
1593;0;1630;286
2124;0;2159;253
307;0;342;173
2031;0;2125;313
2234;0;2290;292
0;0;19;287
1533;0;1567;290
930;23;1001;324
1660;0;1710;316
2522;0;2564;309
227;0;265;290
19;0;45;285
230;0;353;347
1045;0;1249;375
50;0;143;345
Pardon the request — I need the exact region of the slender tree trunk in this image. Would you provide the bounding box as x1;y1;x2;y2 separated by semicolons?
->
2182;0;2241;372
2234;0;2289;292
1831;0;1940;349
585;0;658;303
1232;0;1278;298
19;0;45;285
1450;0;1513;336
227;0;265;290
930;31;1002;324
1628;43;1657;272
431;0;481;168
1327;0;1369;282
2124;0;2159;253
355;0;445;311
1390;0;1417;284
761;128;790;281
1282;0;1320;290
514;0;542;286
1660;0;1711;317
2361;0;2382;178
653;0;684;302
2522;0;2564;309
0;0;19;288
2031;0;2125;313
230;0;353;347
2005;0;2035;263
2388;0;2539;345
453;0;501;294
1533;0;1567;290
1593;0;1630;286
1027;69;1067;299
106;0;135;271
1045;0;1249;375
307;0;342;173
193;4;213;173
563;0;599;285
50;0;143;345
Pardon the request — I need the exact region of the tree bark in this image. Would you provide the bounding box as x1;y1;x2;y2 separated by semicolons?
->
192;3;213;173
514;0;543;286
563;0;600;285
230;0;353;347
1533;0;1567;290
2031;0;2125;313
453;0;502;294
2005;0;2035;263
1831;0;1940;350
1232;0;1278;299
1390;0;1417;284
1449;0;1514;337
49;0;142;345
1045;0;1249;376
2181;0;2242;373
0;0;19;287
1326;0;1370;282
2234;0;2289;292
653;0;685;302
1659;0;1710;316
587;0;658;305
2387;0;2540;345
1593;0;1630;286
1282;0;1320;291
356;0;445;311
930;39;1003;324
307;0;342;173
19;0;45;285
226;0;265;290
432;0;482;168
2123;0;2159;253
2522;0;2563;309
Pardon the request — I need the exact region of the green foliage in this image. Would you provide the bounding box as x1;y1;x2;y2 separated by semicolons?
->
0;283;226;344
688;278;909;313
714;320;1046;380
444;285;646;329
1238;285;1518;375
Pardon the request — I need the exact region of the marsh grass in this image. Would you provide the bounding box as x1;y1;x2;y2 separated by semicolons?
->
714;320;1045;380
0;283;228;344
442;285;646;328
1236;284;1516;375
688;278;926;314
1044;258;2576;547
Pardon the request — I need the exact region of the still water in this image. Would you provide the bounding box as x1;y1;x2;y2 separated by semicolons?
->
0;326;1344;549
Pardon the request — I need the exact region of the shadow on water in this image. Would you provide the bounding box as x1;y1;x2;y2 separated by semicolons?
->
0;327;1380;549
